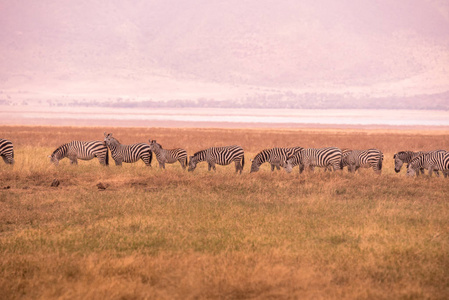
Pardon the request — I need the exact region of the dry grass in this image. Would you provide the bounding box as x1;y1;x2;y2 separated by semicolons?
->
1;125;449;299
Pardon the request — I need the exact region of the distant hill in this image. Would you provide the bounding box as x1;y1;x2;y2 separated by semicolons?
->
0;0;448;108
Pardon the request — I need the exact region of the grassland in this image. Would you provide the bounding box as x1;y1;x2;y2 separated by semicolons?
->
1;125;449;299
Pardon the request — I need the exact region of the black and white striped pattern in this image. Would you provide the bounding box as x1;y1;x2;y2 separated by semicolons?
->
188;145;244;173
0;139;14;165
149;140;188;170
342;149;383;174
49;140;108;166
406;150;449;177
394;151;425;174
250;147;303;173
104;133;152;166
284;147;342;173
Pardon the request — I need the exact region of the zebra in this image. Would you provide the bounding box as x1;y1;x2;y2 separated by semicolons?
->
188;145;244;173
283;147;342;174
394;151;425;175
250;147;303;173
0;139;14;164
394;150;440;176
341;149;383;174
104;133;152;166
406;150;449;178
49;140;108;166
148;139;188;169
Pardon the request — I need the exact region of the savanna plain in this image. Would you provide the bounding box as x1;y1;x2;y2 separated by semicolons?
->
1;125;449;299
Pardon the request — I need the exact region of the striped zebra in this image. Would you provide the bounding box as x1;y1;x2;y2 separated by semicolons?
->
0;138;14;165
250;147;303;173
104;133;152;166
341;149;383;174
188;145;244;173
394;151;425;175
406;150;449;178
284;147;342;174
49;140;108;166
148;139;188;170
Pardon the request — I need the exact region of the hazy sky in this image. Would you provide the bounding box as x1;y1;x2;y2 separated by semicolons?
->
1;0;448;101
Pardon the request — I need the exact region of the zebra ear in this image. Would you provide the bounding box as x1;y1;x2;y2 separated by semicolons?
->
250;159;253;162
48;155;51;158
104;132;108;137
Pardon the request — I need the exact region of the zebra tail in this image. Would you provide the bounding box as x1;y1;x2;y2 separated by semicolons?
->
340;158;344;170
241;155;245;168
105;148;109;166
378;156;383;170
149;149;153;166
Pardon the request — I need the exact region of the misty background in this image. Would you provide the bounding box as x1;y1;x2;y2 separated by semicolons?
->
1;0;448;110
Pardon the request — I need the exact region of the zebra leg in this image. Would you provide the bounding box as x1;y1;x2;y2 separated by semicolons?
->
70;158;78;165
299;164;305;174
208;162;216;171
305;163;313;173
158;161;165;169
179;158;187;170
235;159;243;174
115;159;122;166
276;165;280;170
271;164;275;171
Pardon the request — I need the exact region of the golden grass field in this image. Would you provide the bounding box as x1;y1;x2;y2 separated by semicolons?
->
1;125;449;299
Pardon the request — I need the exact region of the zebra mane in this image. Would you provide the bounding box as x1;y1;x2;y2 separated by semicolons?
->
108;135;121;145
254;149;271;161
52;143;68;156
193;149;206;157
408;154;423;167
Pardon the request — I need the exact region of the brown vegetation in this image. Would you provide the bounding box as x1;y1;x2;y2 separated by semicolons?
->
1;125;449;299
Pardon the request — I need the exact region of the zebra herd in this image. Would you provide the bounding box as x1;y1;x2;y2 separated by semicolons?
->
1;135;449;177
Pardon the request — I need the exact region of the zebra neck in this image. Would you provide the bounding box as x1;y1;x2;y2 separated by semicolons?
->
107;140;122;153
255;151;270;164
55;144;69;159
194;151;207;162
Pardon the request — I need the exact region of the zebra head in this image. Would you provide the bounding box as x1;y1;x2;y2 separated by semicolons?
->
393;153;404;173
148;139;161;151
406;155;423;177
283;158;294;173
250;158;260;173
406;164;417;177
188;155;198;172
104;132;117;147
48;153;59;166
49;144;67;166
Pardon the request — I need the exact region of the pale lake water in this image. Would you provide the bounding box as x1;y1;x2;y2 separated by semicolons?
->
1;106;449;127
